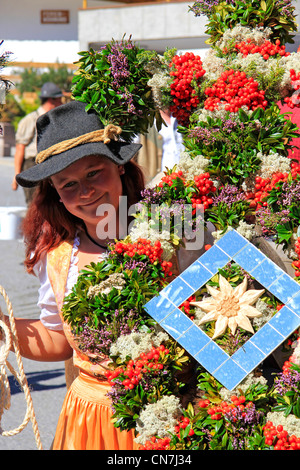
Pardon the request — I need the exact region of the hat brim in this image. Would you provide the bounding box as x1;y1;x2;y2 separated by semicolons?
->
16;140;142;188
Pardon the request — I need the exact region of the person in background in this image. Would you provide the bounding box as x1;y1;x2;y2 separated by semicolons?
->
135;109;184;184
159;108;184;172
12;82;63;206
134;125;162;183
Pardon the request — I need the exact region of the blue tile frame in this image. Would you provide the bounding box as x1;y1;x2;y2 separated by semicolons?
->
144;230;300;390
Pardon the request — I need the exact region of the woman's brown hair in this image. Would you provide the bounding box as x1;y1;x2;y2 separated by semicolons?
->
23;159;145;274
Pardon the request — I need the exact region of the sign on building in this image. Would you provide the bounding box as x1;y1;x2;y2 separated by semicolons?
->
41;10;70;24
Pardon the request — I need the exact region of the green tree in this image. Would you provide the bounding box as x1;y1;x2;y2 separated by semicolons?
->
15;64;74;94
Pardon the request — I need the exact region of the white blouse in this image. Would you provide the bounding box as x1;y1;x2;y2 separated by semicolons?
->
34;235;104;331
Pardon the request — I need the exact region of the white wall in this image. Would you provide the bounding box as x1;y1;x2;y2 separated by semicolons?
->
78;2;208;52
0;0;105;41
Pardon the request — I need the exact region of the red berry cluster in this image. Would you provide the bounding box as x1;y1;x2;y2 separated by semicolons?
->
263;422;300;450
250;163;300;209
104;344;170;390
198;394;252;420
292;252;300;278
283;337;300;372
290;161;300;178
112;238;172;277
140;436;171;450
204;69;267;113
205;394;250;421
249;172;289;208
282;359;293;374
191;173;216;210
180;295;196;320
235;38;290;60
292;238;300;278
284;69;300;108
169;52;206;126
158;170;185;188
174;416;195;437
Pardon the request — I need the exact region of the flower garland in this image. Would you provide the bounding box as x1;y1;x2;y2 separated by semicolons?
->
71;35;162;141
64;0;300;450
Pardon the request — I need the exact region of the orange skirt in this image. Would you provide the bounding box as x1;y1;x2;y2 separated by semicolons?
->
52;371;139;450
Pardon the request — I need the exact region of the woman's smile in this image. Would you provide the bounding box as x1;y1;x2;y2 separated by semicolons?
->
79;194;104;207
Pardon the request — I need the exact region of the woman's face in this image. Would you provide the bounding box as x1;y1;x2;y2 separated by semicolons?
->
51;155;123;231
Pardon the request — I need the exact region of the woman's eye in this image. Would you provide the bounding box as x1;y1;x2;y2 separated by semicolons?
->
87;170;99;178
63;181;76;189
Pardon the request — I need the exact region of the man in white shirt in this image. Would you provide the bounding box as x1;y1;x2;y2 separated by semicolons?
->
12;82;63;206
159;109;184;172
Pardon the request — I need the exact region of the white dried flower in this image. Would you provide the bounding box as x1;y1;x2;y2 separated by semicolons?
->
266;411;300;437
202;49;226;82
110;326;170;362
135;395;182;445
129;217;175;261
87;272;126;298
257;152;291;179
148;72;170;108
236;220;256;241
176;152;210;180
253;298;276;329
278;53;300;97
216;25;272;51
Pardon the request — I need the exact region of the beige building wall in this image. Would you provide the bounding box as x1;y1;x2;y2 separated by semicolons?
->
78;0;300;54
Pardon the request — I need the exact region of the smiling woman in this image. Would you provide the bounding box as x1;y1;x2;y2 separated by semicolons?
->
1;100;145;450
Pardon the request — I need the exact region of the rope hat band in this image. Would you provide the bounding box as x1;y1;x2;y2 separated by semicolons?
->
36;124;122;164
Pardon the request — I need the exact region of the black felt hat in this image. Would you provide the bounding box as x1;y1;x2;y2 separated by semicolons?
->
16;100;142;188
40;82;63;99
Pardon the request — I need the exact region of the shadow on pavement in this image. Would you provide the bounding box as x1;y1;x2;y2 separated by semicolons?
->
8;368;66;394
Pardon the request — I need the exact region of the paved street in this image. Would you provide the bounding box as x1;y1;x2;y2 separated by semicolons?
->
0;157;67;450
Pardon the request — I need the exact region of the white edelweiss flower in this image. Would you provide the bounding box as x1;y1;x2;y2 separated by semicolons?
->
190;275;265;339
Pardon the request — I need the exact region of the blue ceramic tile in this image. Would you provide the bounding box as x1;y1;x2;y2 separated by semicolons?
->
268;306;300;338
215;229;249;257
250;323;284;355
232;340;265;374
144;294;176;322
233;243;265;273
251;258;283;288
195;341;228;374
177;324;211;356
160;308;194;340
179;260;212;291
161;276;194;306
198;245;231;275
286;290;300;314
144;229;300;390
213;359;248;391
268;273;300;304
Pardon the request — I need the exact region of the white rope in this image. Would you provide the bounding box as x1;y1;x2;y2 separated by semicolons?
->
0;285;43;450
